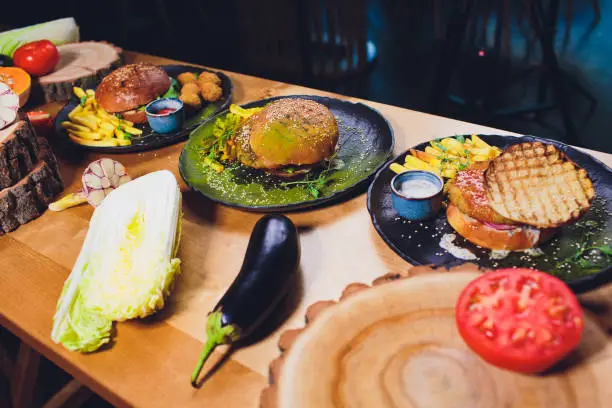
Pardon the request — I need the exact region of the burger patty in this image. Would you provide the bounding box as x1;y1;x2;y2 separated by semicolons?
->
447;162;515;225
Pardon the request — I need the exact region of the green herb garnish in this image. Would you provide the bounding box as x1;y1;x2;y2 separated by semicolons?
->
432;141;447;152
79;95;87;106
553;231;612;273
456;135;465;143
281;153;337;198
162;78;181;99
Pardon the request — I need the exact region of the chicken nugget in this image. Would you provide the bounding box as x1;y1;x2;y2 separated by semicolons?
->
198;71;221;86
180;92;202;111
199;82;223;102
181;82;200;95
177;72;198;86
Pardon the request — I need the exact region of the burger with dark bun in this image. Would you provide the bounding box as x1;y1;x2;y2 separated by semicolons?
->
96;63;171;124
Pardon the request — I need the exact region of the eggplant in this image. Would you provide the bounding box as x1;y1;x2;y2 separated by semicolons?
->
190;214;300;386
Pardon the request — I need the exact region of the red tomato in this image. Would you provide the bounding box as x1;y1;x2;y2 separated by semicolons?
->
13;40;59;76
157;108;176;115
26;110;53;133
455;268;583;373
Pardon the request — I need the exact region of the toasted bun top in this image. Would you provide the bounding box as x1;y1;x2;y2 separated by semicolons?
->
96;64;170;113
485;142;595;228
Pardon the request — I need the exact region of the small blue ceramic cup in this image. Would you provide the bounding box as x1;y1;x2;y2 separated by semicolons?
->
391;170;444;220
145;98;185;133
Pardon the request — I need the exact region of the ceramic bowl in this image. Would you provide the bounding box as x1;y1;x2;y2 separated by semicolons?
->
390;170;443;220
145;98;185;133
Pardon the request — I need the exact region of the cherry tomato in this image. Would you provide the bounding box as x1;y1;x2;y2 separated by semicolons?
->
157;108;176;115
455;268;583;373
26;110;53;133
13;40;59;76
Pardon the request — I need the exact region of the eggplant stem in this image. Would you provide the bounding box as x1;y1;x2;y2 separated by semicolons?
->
190;310;239;387
48;192;87;211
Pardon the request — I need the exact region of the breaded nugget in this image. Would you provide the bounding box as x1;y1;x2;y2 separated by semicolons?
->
181;82;200;95
198;71;221;86
199;82;223;102
177;72;198;86
180;92;202;110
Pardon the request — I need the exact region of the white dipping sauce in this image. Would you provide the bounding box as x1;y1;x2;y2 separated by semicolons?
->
399;179;439;198
439;233;477;260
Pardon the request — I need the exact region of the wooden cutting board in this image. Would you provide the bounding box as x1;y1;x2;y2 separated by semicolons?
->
261;265;612;408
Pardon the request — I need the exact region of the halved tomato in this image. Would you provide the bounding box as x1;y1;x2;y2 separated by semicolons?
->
456;268;583;373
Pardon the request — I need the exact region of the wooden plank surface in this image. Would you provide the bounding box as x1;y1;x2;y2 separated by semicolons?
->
1;51;611;408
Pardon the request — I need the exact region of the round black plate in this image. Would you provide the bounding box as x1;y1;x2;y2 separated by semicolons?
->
367;134;612;293
54;65;233;153
180;95;394;212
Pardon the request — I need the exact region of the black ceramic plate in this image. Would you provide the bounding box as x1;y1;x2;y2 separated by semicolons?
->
54;65;233;153
367;134;612;293
180;95;394;212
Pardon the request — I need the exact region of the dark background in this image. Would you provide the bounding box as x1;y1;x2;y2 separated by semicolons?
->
3;0;612;153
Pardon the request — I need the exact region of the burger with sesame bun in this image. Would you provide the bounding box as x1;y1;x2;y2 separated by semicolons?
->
233;98;339;177
95;63;171;124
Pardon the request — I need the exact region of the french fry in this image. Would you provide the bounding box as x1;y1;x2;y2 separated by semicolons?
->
68;104;84;119
73;87;86;99
121;125;142;135
68;134;118;147
64;88;133;147
61;121;91;133
442;168;457;178
471;134;491;149
70;130;102;140
96;110;119;126
472;154;490;162
116;138;131;146
99;128;114;139
71;114;98;130
466;147;492;156
404;156;441;174
100;122;115;132
440;138;467;156
410;149;442;167
424;146;442;157
390;163;409;174
114;128;127;140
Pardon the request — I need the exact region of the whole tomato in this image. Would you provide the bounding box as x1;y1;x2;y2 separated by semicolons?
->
13;40;59;76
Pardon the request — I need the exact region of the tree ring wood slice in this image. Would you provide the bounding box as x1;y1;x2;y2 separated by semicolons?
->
37;42;123;103
262;264;612;408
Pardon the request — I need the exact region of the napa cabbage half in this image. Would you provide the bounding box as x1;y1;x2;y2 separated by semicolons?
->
51;170;182;352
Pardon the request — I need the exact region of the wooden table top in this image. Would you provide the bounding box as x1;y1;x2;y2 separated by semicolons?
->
1;51;611;408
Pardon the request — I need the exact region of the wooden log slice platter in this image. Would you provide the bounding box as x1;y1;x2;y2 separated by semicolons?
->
0;112;63;235
261;264;612;408
38;42;123;103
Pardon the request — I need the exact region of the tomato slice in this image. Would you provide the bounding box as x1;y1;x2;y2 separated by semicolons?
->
455;268;583;373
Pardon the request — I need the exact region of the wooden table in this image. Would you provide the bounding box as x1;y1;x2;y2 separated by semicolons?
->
1;52;611;408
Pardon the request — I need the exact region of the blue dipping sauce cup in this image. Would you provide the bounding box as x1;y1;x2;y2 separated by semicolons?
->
145;98;185;133
391;170;444;220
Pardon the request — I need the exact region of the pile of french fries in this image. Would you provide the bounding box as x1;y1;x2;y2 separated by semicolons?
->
390;135;502;179
61;87;142;147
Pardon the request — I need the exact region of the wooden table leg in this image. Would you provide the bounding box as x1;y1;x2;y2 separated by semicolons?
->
42;380;92;408
11;342;40;408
